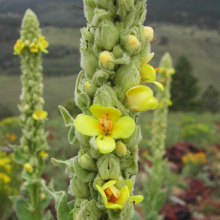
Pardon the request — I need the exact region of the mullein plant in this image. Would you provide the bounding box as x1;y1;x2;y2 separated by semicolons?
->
143;53;175;220
47;1;163;220
13;9;51;220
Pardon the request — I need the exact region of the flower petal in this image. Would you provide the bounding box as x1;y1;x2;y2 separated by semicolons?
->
115;185;130;206
130;195;144;204
153;81;164;91
102;180;117;190
126;86;158;112
140;64;156;83
96;136;116;154
90;104;121;122
125;179;133;193
105;203;123;210
111;116;135;139
96;184;108;205
74;115;100;136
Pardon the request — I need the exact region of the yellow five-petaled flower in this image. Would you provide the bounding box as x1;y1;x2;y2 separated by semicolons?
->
96;179;143;209
74;104;135;154
32;110;48;120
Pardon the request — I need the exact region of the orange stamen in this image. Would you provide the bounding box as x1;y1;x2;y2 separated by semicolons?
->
155;68;159;73
108;121;113;131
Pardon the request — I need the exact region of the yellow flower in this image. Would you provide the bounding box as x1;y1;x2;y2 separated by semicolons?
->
14;40;24;55
126;86;158;112
33;110;48;120
74;104;135;154
40;193;46;200
182;152;207;165
10;134;17;142
39;150;48;159
140;61;163;91
96;179;143;210
24;163;33;173
0;173;11;184
38;36;49;53
30;43;39;53
0;158;11;172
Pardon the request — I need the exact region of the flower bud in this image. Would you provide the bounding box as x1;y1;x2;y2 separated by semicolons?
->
83;81;96;97
125;35;140;54
70;175;90;198
115;141;127;157
143;26;154;42
24;163;33;173
126;86;158;112
99;51;115;70
97;154;120;180
79;153;97;171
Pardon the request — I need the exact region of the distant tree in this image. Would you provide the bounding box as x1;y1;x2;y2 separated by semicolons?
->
201;84;220;113
170;56;199;111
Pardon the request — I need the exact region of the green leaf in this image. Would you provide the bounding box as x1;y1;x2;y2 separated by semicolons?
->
58;105;74;127
15;199;35;220
68;126;76;144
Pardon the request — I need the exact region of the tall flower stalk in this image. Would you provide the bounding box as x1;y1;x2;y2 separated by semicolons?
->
49;1;162;219
13;9;51;220
143;53;175;220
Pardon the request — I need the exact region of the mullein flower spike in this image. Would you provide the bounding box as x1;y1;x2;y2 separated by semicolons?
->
144;53;174;219
13;9;51;220
53;1;162;219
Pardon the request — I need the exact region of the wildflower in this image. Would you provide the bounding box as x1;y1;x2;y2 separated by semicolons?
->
30;43;39;53
38;36;49;53
115;141;127;157
14;40;24;55
0;173;11;184
33;110;48;120
0;158;11;172
5;133;10;139
24;163;33;173
74;104;135;154
10;134;17;142
140;61;163;91
182;152;206;165
39;150;48;159
126;86;158;112
143;26;154;41
96;179;143;209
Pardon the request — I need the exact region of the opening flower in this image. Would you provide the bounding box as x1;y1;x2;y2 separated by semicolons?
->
126;85;158;112
38;36;49;53
30;43;39;53
33;110;48;120
14;40;24;55
96;179;143;210
74;104;135;154
140;60;163;91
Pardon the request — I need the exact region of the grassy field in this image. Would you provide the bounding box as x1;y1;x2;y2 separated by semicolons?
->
0;23;220;114
0;75;77;114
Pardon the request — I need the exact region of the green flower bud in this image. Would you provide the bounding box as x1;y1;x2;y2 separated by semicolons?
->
77;200;102;220
143;26;154;42
83;80;97;97
94;9;119;51
79;153;97;171
69;175;90;198
97;154;120;180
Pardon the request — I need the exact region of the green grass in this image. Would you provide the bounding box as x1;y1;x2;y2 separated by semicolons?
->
0;75;77;114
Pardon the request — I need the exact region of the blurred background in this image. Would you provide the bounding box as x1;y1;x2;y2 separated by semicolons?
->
0;0;220;219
